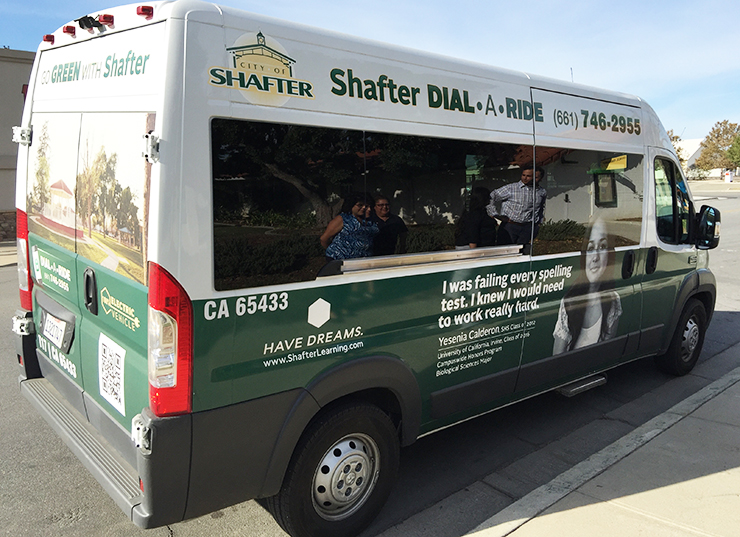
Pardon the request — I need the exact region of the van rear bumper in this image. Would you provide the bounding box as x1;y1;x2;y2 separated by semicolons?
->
19;364;320;528
19;372;193;529
19;377;145;519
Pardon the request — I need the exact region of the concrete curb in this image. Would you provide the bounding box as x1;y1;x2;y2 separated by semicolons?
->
467;354;740;537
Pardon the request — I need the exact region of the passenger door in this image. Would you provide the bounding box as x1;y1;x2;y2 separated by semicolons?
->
637;150;697;355
511;90;647;396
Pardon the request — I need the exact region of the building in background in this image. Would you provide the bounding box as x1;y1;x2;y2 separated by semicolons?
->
677;138;739;182
0;48;34;241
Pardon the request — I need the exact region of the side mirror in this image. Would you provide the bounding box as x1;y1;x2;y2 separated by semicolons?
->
696;205;720;250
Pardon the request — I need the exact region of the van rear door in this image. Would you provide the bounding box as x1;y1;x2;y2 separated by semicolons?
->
26;112;86;409
25;21;165;436
72;112;153;432
25;108;154;434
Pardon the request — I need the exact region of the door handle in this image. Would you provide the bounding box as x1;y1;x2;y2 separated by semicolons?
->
621;250;635;279
83;267;98;315
646;246;658;275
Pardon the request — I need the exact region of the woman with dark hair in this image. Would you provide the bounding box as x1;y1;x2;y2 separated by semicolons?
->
552;217;622;354
320;192;379;261
455;186;498;249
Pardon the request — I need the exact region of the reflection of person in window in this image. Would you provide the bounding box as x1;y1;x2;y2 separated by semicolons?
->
552;217;622;354
321;192;379;261
370;195;408;256
455;187;497;249
487;167;546;246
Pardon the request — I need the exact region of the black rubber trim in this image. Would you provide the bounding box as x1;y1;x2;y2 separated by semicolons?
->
430;367;518;419
37;349;87;419
182;388;316;519
696;268;717;323
133;408;192;528
638;324;664;356
84;391;137;469
306;355;422;446
657;271;700;356
14;309;41;379
514;335;627;395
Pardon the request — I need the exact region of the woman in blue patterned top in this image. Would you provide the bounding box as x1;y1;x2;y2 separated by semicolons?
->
320;192;379;261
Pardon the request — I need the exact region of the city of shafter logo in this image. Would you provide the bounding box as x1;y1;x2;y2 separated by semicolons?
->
209;31;314;106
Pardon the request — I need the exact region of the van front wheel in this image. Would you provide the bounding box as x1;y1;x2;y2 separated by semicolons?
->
655;299;706;376
267;402;400;537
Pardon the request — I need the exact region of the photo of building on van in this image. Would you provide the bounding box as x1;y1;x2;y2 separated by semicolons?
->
26;113;151;285
10;3;722;537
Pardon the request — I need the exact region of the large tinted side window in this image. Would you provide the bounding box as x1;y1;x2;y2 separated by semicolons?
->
532;149;644;256
654;158;691;245
211;118;538;291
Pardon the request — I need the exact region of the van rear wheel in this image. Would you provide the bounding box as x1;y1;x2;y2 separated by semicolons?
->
654;299;706;376
266;402;399;537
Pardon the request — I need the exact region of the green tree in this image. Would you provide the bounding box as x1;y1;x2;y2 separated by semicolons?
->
116;187;139;230
213;122;364;227
77;145;115;238
32;123;51;212
696;120;740;170
727;135;740;169
96;152;118;235
667;129;686;168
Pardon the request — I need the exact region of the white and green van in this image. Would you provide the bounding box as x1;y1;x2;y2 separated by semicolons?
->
11;1;721;536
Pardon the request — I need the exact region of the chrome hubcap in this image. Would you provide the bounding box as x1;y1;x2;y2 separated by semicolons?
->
312;434;379;520
680;316;700;362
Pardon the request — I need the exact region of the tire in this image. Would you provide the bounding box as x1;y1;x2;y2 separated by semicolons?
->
266;402;400;537
654;298;707;376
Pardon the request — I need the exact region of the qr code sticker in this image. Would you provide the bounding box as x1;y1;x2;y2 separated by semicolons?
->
98;333;126;416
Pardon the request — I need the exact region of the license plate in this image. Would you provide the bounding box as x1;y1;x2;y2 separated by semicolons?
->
43;313;67;349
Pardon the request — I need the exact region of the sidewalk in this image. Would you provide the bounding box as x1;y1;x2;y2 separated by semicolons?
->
0;241;15;267
470;359;740;537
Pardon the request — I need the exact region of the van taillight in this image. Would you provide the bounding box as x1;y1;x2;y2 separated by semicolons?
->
17;209;33;311
147;262;193;416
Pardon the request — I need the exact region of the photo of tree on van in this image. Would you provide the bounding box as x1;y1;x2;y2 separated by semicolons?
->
27;113;150;285
212;119;643;291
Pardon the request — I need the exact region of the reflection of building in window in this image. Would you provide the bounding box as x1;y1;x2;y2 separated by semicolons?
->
538;150;643;249
593;174;617;208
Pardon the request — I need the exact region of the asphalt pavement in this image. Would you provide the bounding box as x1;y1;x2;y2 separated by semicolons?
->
0;241;15;267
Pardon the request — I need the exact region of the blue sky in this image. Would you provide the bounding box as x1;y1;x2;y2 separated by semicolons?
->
2;0;738;141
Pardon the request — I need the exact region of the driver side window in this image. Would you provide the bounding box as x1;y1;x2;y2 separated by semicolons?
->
654;158;691;244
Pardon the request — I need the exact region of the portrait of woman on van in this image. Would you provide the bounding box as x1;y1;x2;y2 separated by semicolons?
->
320;192;379;261
552;216;622;354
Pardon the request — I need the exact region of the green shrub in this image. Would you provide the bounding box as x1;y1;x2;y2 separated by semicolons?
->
406;224;455;253
214;233;324;283
537;219;587;241
244;210;317;230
